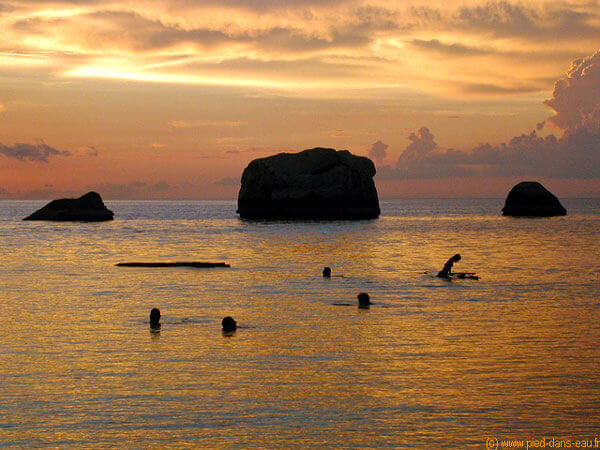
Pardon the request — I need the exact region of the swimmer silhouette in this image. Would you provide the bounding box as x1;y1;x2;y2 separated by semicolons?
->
222;316;237;333
150;308;161;329
437;254;461;279
357;292;372;308
323;267;332;277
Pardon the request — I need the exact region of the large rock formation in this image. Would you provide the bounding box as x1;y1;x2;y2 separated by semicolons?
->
23;191;114;221
502;182;567;217
237;147;380;219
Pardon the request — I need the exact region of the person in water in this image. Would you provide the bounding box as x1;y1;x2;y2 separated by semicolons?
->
357;292;372;308
437;254;461;279
323;267;332;278
222;316;237;332
150;308;161;329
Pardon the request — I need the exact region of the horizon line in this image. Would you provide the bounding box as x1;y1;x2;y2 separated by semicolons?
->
2;196;599;201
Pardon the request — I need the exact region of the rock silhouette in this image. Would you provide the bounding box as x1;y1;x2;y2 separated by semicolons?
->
502;182;567;217
23;191;114;222
237;147;380;220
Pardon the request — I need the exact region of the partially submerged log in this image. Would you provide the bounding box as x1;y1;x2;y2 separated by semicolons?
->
116;262;230;268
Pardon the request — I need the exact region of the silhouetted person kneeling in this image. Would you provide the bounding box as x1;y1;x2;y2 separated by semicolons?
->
358;292;372;309
150;308;161;329
323;267;332;278
222;316;237;333
437;254;461;279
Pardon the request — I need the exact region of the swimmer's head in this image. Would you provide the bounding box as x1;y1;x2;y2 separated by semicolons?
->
357;292;371;308
222;316;237;332
323;267;332;277
150;308;161;327
452;254;461;262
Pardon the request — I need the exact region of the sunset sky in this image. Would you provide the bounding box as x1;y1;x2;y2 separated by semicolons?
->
0;0;599;198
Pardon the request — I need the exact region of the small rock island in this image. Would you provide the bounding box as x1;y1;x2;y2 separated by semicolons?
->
237;147;380;220
502;181;567;217
23;191;114;222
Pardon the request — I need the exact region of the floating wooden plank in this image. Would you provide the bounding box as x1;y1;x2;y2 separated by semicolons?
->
116;262;230;268
453;272;479;280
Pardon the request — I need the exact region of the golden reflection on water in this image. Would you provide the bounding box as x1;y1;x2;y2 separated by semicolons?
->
1;200;599;447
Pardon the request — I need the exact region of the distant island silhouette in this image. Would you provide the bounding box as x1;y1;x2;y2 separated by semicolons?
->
23;191;113;222
502;181;567;217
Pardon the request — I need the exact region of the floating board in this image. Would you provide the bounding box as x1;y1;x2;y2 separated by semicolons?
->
116;262;230;268
453;272;479;280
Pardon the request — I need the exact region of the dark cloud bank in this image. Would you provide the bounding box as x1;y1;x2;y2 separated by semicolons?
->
93;181;170;198
0;142;71;162
0;180;171;199
369;140;388;163
378;50;600;180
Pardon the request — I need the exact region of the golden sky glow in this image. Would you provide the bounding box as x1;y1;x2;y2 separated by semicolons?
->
0;0;599;198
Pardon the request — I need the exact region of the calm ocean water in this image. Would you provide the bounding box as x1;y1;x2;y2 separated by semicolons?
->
1;198;599;448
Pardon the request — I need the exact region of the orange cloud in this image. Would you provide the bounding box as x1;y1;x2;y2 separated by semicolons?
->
377;50;600;180
1;1;599;198
169;120;247;128
1;1;597;97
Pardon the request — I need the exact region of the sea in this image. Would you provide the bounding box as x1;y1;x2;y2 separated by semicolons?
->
1;198;599;448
